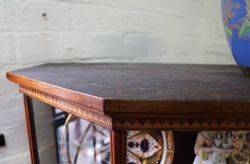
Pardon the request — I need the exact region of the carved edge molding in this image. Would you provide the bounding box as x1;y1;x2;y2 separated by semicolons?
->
112;116;250;130
18;86;250;131
19;85;112;129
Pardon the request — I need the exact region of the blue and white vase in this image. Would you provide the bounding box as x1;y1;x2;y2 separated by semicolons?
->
222;0;250;74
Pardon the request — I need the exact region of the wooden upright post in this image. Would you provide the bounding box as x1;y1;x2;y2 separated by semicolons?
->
23;95;39;164
110;130;127;164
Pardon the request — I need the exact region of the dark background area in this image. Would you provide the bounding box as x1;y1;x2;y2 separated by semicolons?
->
173;132;197;164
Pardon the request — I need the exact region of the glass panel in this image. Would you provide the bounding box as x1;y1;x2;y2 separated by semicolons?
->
31;99;175;164
31;99;111;164
31;99;250;164
32;99;57;164
56;114;110;164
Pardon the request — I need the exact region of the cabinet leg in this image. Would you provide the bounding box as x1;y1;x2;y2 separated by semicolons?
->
110;130;127;164
23;95;39;164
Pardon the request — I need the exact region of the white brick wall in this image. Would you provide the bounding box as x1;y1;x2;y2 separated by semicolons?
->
0;0;234;163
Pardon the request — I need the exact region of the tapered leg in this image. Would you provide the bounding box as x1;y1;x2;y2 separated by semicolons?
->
110;130;127;164
23;95;39;164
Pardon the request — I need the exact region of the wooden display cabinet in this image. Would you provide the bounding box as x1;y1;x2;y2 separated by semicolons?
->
6;63;250;164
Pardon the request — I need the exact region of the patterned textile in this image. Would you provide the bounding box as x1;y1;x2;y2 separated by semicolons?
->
193;131;250;164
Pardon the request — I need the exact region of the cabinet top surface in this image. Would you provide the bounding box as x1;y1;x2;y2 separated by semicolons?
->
7;63;250;101
7;63;250;130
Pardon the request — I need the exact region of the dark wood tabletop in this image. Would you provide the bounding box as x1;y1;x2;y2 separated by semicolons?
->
6;63;250;130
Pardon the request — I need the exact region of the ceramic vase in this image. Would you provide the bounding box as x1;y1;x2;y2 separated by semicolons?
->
222;0;250;73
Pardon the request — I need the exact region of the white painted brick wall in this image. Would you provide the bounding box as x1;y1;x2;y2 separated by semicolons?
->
0;0;234;163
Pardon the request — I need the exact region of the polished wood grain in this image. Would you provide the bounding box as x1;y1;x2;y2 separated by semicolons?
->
7;63;250;110
19;85;112;129
23;95;39;164
6;63;250;164
110;130;127;164
6;63;250;130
